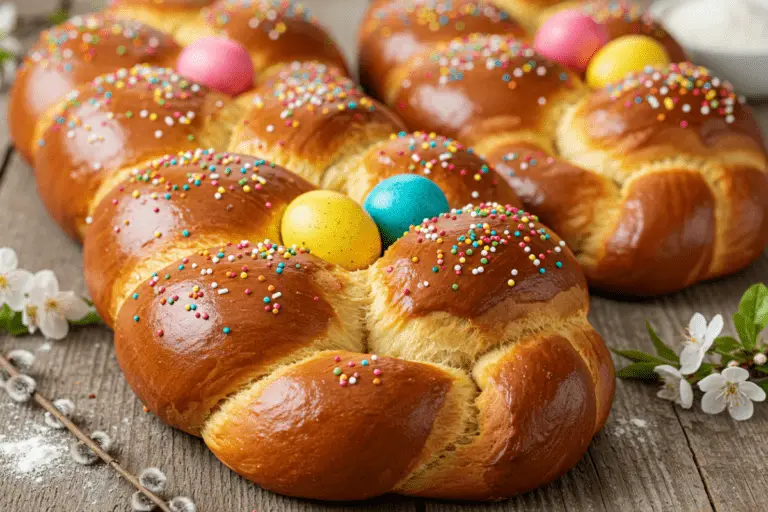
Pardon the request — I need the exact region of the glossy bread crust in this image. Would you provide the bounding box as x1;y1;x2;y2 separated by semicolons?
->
358;0;527;99
174;0;349;80
376;203;582;319
8;14;180;164
349;131;522;206
230;64;406;188
114;243;365;435
83;150;315;324
388;35;584;150
34;65;238;240
203;350;458;500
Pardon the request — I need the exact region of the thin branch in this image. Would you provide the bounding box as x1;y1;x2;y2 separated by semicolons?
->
0;354;171;512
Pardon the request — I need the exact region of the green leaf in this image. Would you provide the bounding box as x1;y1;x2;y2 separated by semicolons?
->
734;284;768;349
755;364;768;374
646;322;679;363
616;362;661;380
735;311;758;349
741;283;768;328
714;336;742;353
5;311;29;336
71;309;101;327
0;304;13;329
611;348;668;364
758;380;768;395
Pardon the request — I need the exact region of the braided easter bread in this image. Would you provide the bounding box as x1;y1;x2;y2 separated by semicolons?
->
20;61;613;501
10;4;615;501
358;3;768;296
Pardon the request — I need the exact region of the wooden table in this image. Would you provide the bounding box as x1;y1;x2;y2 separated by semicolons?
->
1;1;767;510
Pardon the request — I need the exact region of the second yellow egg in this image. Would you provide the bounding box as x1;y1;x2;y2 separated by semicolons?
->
281;190;382;271
586;35;671;89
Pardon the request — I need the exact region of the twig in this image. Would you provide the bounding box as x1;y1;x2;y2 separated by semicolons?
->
0;354;171;512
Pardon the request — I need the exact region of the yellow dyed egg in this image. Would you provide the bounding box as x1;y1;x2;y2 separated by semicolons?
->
281;190;382;270
586;35;670;89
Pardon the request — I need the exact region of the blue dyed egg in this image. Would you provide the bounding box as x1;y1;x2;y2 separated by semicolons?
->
363;175;450;248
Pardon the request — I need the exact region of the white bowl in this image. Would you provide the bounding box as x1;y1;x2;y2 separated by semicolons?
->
650;0;768;99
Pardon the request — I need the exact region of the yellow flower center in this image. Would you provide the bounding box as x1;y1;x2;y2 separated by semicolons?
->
0;274;6;288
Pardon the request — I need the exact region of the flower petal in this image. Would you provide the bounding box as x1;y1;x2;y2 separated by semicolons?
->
0;247;18;273
722;366;749;384
34;270;60;296
698;373;726;392
679;379;694;409
58;292;90;321
22;306;37;333
4;269;33;310
38;310;69;340
654;365;682;379
657;386;678;401
739;381;767;402
679;345;704;375
728;396;754;421
0;3;18;34
689;312;707;341
701;390;727;414
704;314;724;345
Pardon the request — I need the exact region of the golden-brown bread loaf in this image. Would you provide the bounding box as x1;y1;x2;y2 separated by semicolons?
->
358;0;528;100
358;0;768;296
486;63;768;295
8;14;181;164
109;204;613;501
13;8;614;501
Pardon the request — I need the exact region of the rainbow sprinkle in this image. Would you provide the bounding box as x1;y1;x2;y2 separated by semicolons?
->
604;62;745;126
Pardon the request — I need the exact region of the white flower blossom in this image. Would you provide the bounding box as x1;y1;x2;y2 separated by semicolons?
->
22;270;90;340
0;3;19;89
0;247;32;311
679;313;723;375
698;367;766;421
654;365;693;409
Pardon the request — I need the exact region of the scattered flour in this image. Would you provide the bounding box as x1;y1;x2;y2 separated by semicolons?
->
0;403;68;482
0;433;64;474
611;417;650;439
37;342;52;353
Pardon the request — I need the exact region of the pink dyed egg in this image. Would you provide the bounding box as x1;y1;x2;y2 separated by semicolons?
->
534;9;609;72
176;37;254;96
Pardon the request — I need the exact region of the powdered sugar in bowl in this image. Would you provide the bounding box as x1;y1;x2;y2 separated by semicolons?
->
651;0;768;98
